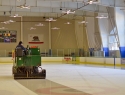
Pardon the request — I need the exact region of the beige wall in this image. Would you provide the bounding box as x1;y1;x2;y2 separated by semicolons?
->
23;17;78;55
0;16;21;50
0;16;103;56
23;17;49;51
0;16;79;55
51;19;77;49
75;17;89;51
51;19;78;55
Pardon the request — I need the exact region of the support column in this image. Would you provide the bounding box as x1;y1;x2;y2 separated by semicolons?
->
75;19;88;56
98;13;109;57
115;7;125;58
85;17;95;49
49;22;52;56
85;17;95;56
21;17;23;41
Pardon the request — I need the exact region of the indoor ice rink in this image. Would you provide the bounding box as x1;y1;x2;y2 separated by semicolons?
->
0;0;125;95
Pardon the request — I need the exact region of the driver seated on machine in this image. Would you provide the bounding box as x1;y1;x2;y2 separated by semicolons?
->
16;41;27;55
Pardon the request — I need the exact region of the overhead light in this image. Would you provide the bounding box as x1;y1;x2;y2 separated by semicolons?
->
64;22;71;24
96;15;108;19
8;20;15;22
88;0;93;4
87;0;99;4
45;18;56;22
1;21;10;24
35;23;45;26
51;27;60;30
30;27;36;30
17;4;30;9
0;27;7;29
10;14;22;17
1;20;16;24
78;21;88;24
62;10;75;14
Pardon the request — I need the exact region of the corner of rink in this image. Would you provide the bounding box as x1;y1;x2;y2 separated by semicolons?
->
0;57;13;63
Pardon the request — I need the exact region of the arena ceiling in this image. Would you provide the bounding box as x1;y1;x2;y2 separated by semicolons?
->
0;0;124;18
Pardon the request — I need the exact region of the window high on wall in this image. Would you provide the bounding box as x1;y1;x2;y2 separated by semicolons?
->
109;35;119;50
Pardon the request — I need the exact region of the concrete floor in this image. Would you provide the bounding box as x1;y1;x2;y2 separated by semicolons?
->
0;63;125;95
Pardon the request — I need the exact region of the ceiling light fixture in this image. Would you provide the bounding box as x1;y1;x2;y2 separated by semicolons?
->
30;27;36;30
1;20;16;24
0;27;7;29
10;14;22;17
45;18;56;22
8;20;15;22
1;21;10;24
64;22;71;24
96;15;108;19
17;5;30;9
78;21;88;24
51;27;60;30
86;0;99;4
17;0;30;9
62;10;75;14
35;23;45;26
88;0;93;4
